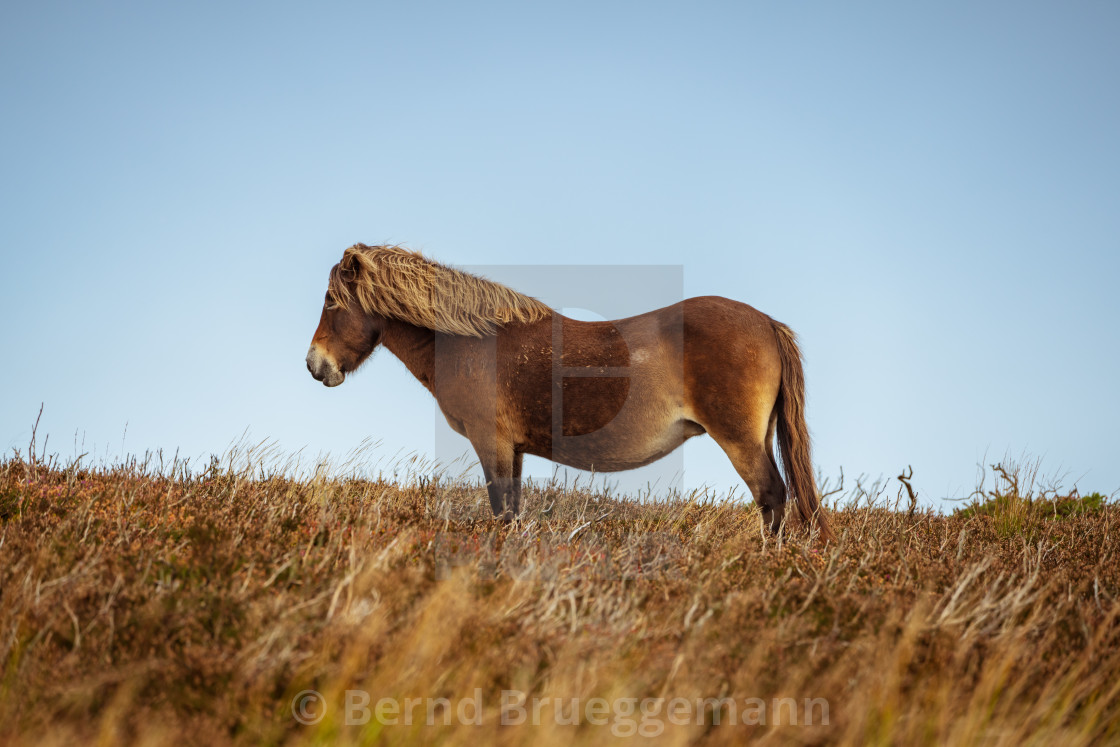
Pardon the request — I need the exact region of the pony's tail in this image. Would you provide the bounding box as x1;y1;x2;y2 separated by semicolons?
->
772;321;834;541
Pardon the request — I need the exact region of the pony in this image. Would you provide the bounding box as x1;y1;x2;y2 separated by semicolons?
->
306;244;832;539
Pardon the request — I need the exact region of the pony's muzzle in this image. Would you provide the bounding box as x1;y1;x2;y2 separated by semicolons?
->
306;345;345;387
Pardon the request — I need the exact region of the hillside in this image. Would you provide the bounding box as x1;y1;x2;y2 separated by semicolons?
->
1;451;1117;745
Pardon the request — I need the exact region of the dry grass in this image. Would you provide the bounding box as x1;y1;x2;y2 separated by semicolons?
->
1;443;1117;746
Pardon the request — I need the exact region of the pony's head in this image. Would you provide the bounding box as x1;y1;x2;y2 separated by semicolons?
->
305;254;386;387
306;243;553;386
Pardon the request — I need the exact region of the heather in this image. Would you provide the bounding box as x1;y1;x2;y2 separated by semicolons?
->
1;445;1117;745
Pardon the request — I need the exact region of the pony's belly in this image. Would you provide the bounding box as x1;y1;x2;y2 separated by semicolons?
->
538;417;705;472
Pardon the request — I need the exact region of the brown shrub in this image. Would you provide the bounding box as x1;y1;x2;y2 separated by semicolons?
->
0;452;1117;745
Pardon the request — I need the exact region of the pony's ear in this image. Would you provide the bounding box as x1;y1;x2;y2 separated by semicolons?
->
339;245;364;283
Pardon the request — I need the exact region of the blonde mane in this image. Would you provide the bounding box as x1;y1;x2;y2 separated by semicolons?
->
327;244;553;337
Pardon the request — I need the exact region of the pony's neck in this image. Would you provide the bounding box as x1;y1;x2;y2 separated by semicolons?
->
380;318;436;392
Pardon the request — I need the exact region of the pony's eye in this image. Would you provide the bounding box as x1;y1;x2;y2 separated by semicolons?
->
325;303;339;311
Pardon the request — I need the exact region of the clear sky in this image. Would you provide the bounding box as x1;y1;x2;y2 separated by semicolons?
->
2;2;1118;507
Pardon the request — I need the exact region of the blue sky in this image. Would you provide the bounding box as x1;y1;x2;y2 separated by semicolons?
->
2;2;1118;506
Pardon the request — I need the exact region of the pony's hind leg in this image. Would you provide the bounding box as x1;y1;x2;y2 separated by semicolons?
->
708;413;788;534
722;438;787;534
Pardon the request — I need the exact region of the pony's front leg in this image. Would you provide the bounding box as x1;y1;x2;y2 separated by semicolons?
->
474;437;521;522
511;451;523;517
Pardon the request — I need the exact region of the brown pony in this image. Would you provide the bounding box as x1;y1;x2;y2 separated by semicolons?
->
306;244;832;539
